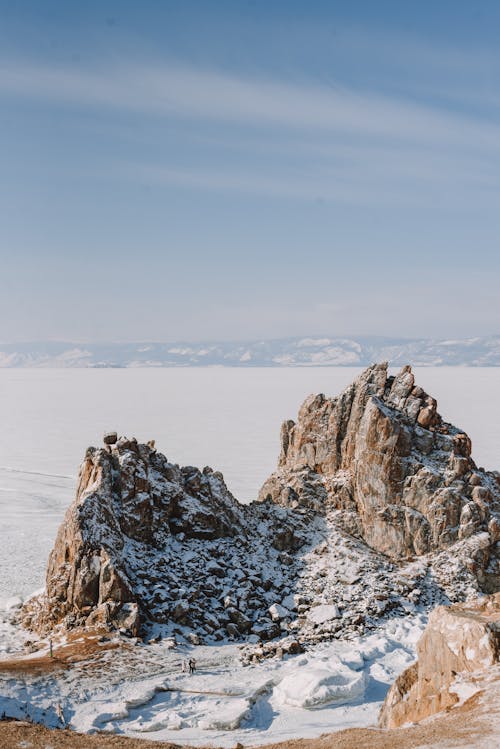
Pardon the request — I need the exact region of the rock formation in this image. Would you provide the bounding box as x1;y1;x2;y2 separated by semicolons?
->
21;363;499;642
379;593;500;728
21;436;311;639
260;362;500;588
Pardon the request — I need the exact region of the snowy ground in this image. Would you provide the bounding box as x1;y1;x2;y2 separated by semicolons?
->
0;599;425;746
1;367;499;601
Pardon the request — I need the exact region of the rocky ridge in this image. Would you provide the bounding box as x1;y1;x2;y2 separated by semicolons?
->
260;363;500;579
21;364;500;644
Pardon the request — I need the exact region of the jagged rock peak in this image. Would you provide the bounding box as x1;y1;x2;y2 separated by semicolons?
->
259;363;500;570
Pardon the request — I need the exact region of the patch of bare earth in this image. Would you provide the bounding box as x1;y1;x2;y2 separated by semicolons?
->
0;629;125;675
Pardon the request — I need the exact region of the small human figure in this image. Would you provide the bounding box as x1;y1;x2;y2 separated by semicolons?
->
188;657;196;675
181;659;187;673
56;702;65;725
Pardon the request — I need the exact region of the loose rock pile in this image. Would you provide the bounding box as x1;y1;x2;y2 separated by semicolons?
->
21;364;500;644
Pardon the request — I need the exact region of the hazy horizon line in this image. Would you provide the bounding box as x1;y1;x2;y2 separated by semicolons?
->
1;333;498;346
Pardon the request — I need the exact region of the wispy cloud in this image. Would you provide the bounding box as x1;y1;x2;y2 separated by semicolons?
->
127;145;500;206
2;57;500;206
2;59;500;151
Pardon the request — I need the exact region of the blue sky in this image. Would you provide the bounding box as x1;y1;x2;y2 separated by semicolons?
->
0;0;499;342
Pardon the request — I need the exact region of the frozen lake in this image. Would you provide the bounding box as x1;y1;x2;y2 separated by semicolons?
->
0;366;499;600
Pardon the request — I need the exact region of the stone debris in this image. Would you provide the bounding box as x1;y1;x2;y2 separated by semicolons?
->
239;636;305;665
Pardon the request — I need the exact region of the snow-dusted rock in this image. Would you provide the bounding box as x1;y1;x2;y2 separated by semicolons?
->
21;436;309;639
307;604;340;625
269;603;291;622
21;364;500;643
379;592;500;728
260;363;500;581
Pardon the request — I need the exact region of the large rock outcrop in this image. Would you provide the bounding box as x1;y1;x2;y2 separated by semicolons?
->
21;436;310;639
21;364;500;642
260;363;500;589
379;593;500;728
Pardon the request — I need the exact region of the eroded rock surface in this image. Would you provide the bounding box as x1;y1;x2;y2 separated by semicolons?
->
379;593;500;728
260;362;500;587
21;438;311;640
21;364;500;642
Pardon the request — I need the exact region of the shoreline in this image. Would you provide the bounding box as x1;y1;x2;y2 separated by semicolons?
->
0;682;496;749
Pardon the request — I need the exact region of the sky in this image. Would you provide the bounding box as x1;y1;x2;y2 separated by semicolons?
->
0;0;499;342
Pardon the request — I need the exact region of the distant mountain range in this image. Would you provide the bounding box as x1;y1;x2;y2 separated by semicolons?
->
0;335;499;367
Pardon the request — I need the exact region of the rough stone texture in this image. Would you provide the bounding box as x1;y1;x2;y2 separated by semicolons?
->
379;593;500;728
21;364;500;642
260;362;500;589
21;437;311;639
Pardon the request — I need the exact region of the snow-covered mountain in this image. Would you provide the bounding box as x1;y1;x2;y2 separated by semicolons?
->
0;335;499;367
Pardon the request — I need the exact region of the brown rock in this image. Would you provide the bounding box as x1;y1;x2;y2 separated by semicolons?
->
417;405;436;428
379;594;500;728
259;363;500;566
489;517;500;543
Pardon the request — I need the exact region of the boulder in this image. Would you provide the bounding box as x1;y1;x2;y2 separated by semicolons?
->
269;603;291;622
379;593;500;728
226;607;252;634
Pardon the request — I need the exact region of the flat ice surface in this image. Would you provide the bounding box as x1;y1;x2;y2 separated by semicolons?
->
0;366;499;600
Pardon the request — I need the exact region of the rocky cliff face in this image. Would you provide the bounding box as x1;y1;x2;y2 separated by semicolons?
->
22;364;500;642
21;436;311;640
260;363;500;587
379;593;500;728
